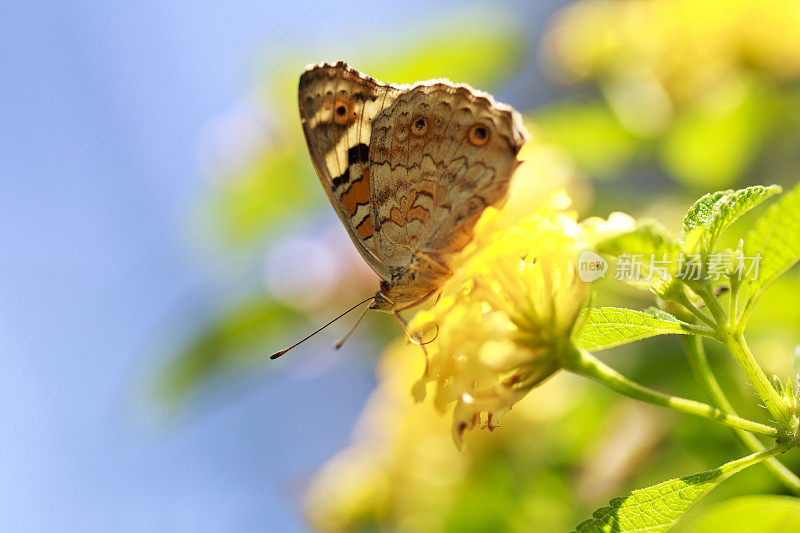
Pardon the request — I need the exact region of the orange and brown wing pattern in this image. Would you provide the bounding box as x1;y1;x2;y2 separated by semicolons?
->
298;62;401;280
299;62;530;311
368;83;530;270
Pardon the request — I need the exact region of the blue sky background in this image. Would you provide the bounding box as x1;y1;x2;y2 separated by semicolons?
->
0;2;557;531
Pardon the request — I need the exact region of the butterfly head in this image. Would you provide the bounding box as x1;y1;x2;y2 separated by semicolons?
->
370;283;396;311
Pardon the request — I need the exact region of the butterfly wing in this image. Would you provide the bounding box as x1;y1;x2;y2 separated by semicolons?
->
298;62;401;280
368;83;530;268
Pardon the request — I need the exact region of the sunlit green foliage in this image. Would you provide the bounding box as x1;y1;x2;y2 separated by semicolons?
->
578;307;697;352
577;462;739;533
687;496;800;532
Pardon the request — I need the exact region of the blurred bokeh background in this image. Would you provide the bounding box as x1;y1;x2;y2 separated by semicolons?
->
2;1;800;531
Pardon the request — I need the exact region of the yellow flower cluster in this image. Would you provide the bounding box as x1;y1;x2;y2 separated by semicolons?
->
303;341;466;533
303;140;634;530
410;190;632;447
541;0;800;137
543;0;800;97
304;340;591;533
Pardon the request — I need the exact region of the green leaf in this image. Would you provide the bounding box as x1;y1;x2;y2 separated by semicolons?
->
681;185;781;253
577;307;696;351
594;221;680;289
689;496;800;532
154;295;304;407
595;219;679;256
741;181;800;312
597;220;680;261
793;345;800;378
575;472;721;533
574;448;772;533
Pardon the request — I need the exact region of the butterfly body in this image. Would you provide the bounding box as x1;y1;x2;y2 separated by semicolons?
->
299;62;529;312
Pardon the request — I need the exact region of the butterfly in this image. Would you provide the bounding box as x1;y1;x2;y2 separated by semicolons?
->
271;61;529;358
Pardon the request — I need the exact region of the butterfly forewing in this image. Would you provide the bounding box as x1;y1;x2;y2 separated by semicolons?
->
298;62;400;280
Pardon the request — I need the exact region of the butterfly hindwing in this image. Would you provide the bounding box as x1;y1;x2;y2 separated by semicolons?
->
368;83;529;268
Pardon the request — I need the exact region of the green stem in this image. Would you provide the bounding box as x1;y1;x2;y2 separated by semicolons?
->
722;331;793;425
674;321;717;338
690;280;791;426
682;336;800;495
719;441;794;478
694;284;728;327
675;291;716;328
728;272;742;325
562;345;778;437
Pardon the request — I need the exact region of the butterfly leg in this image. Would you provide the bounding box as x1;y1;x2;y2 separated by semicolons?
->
395;289;437;312
393;310;434;372
394;289;439;343
414;251;452;276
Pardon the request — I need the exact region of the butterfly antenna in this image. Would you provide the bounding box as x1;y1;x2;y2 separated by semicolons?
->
270;296;375;359
333;302;371;350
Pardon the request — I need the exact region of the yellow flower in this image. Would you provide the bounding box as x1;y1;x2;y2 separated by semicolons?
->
302;142;636;530
410;191;632;447
303;340;595;532
543;0;800;102
303;341;468;533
